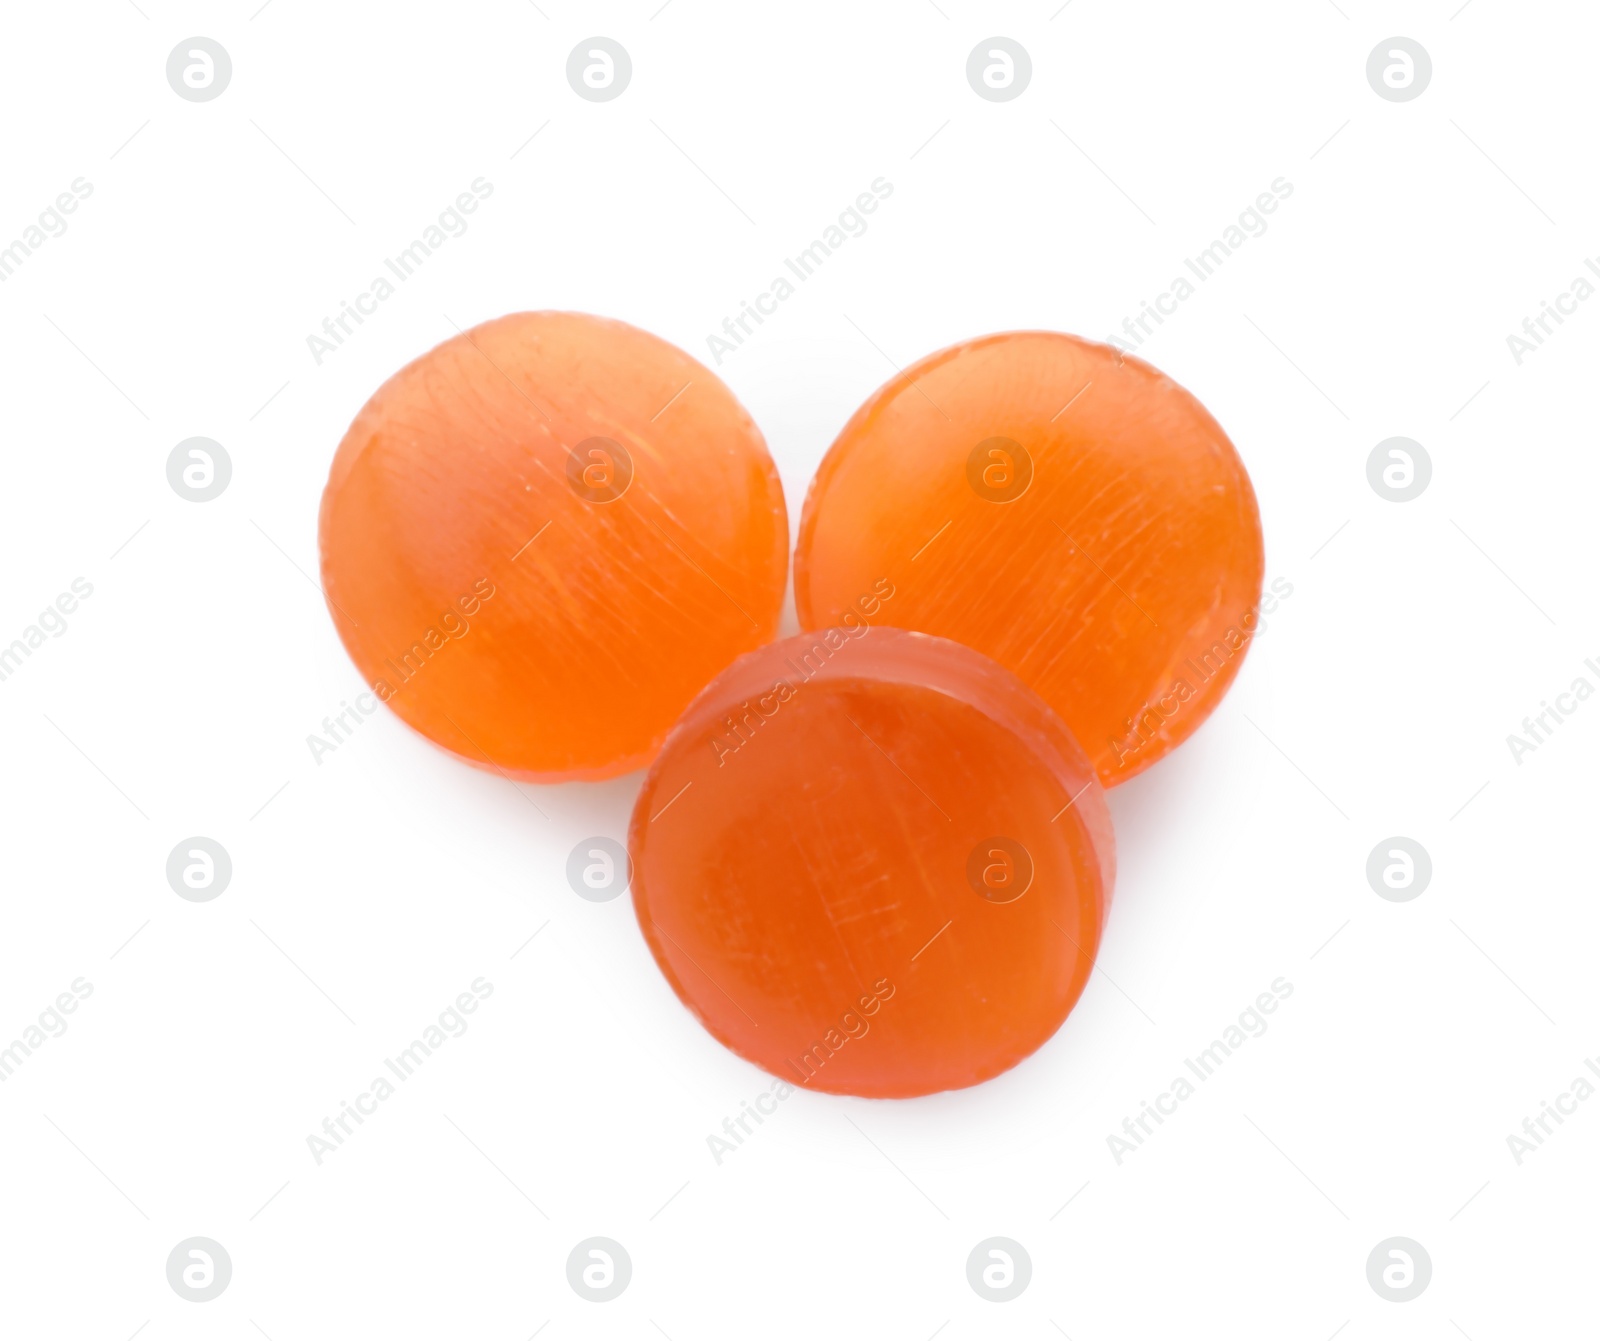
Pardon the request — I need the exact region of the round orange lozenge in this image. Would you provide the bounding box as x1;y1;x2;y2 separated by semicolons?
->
629;626;1114;1098
795;332;1264;785
319;311;788;780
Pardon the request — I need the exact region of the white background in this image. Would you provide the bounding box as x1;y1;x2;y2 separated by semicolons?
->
2;1;1596;1336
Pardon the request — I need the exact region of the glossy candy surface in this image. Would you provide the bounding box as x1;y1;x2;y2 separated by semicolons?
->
795;332;1264;785
629;627;1114;1098
319;311;788;780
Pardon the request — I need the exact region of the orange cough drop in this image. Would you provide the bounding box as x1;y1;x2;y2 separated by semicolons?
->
319;311;788;780
629;627;1114;1098
795;332;1264;785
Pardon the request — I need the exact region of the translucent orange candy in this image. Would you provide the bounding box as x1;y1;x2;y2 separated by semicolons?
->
795;332;1264;785
319;312;788;780
629;627;1114;1098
